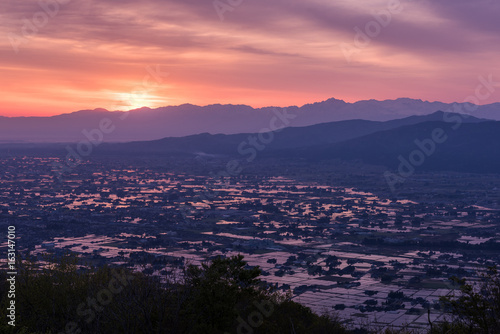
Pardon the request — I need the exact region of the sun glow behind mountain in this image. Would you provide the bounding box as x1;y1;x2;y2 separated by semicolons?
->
112;92;167;111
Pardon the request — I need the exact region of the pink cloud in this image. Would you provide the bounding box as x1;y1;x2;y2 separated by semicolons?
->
0;0;499;116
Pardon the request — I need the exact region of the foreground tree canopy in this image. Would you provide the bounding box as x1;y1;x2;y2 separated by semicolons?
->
0;254;347;334
0;254;498;333
438;267;500;334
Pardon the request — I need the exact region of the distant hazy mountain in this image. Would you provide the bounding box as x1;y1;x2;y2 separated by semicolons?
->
94;111;486;156
0;98;499;143
2;111;499;175
95;111;499;175
292;120;500;174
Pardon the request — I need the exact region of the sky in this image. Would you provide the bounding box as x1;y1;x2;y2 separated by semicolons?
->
1;0;499;116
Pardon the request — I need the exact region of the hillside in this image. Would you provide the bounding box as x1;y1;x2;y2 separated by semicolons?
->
294;121;500;173
0;98;498;143
95;111;486;155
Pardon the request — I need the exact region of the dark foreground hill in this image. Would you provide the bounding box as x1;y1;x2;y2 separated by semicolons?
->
291;120;500;174
1;254;496;333
0;254;348;334
0;111;498;175
94;111;486;156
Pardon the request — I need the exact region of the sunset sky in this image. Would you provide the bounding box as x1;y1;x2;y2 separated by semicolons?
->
1;0;499;116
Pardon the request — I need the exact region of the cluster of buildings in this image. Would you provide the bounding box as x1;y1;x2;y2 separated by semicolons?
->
1;156;500;331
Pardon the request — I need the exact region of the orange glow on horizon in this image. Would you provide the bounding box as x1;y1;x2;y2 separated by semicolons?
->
1;0;499;117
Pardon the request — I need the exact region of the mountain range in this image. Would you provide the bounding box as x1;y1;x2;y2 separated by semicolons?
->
291;119;500;174
1;98;499;143
89;111;499;174
2;100;500;175
96;111;485;155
